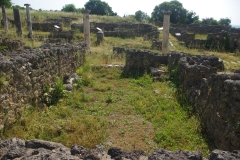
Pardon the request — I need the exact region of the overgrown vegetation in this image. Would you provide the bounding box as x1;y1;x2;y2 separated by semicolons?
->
43;77;65;106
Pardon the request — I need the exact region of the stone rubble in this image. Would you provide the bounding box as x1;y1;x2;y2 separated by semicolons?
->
1;138;240;160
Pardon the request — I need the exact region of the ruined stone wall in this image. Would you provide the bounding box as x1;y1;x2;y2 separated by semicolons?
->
1;138;240;160
171;25;240;52
123;49;240;151
71;22;158;38
188;25;228;34
0;43;86;127
177;55;240;151
104;31;136;38
122;49;169;75
50;30;76;42
32;22;62;32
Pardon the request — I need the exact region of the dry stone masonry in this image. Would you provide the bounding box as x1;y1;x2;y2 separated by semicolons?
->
71;22;159;39
32;22;62;32
0;42;86;131
169;24;240;52
1;138;240;160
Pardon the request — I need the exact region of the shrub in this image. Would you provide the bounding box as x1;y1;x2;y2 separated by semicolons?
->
43;77;64;106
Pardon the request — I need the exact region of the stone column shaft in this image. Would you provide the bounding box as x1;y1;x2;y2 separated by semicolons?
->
1;5;8;33
13;8;22;37
24;4;33;37
82;10;91;50
162;11;171;54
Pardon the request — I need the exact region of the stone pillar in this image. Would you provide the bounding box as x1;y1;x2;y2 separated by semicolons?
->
24;4;33;38
162;11;171;54
13;9;22;37
82;10;91;50
1;5;8;33
97;30;104;44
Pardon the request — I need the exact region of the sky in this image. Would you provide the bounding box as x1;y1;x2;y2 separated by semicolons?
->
11;0;240;25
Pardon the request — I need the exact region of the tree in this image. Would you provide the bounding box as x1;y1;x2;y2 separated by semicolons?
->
61;4;77;12
201;17;218;25
186;11;199;24
0;0;12;8
84;0;117;16
12;5;25;10
151;0;188;24
134;10;149;23
218;18;231;27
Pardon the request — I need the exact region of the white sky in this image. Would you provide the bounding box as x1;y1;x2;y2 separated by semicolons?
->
11;0;240;25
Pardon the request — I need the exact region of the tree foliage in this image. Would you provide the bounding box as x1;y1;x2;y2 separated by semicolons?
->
61;4;83;13
134;10;149;23
84;0;117;16
218;18;231;27
151;0;199;24
0;0;12;8
151;0;187;24
61;4;77;12
186;11;199;24
201;17;218;25
12;5;25;10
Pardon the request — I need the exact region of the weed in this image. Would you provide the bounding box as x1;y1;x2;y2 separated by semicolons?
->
119;128;126;134
43;77;64;106
131;74;153;87
0;46;8;52
106;92;114;103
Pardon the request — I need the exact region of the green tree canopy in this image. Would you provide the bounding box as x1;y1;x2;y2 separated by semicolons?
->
61;4;77;12
84;0;117;16
218;18;231;27
0;0;12;8
186;11;199;24
134;10;149;23
201;17;218;25
12;5;25;10
151;0;188;24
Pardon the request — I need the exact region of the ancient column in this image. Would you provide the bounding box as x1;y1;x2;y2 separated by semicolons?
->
162;11;171;54
1;5;8;33
82;10;91;50
13;8;22;37
24;4;33;38
97;30;104;44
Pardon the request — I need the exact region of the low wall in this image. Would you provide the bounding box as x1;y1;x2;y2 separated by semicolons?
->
122;49;240;151
177;55;239;150
122;49;168;75
50;30;76;41
0;43;86;128
71;22;159;38
32;22;62;32
1;138;240;159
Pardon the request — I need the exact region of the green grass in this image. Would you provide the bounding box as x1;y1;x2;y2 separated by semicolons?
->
1;63;210;156
195;34;208;40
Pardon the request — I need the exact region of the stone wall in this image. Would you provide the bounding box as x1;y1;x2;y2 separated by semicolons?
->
49;30;76;42
71;22;159;38
1;138;240;160
122;49;169;76
177;55;240;151
45;17;77;26
32;22;62;32
0;38;25;51
171;26;240;52
0;43;86;128
122;49;240;151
